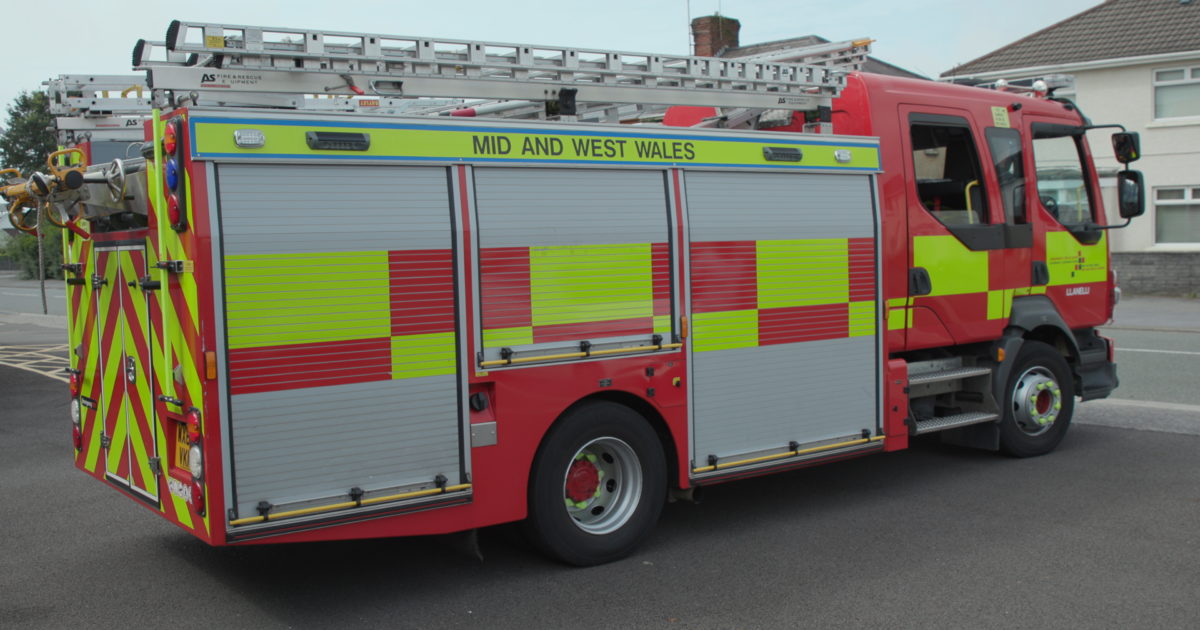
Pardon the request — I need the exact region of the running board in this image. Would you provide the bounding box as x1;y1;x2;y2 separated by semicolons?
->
912;411;999;435
908;366;992;386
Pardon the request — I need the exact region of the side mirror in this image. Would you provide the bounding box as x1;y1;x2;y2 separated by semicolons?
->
1116;170;1145;219
1112;132;1140;164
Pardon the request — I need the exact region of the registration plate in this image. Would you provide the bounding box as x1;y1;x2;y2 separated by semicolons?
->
174;422;190;471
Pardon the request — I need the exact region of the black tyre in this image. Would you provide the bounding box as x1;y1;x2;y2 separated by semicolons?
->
524;401;667;566
999;340;1074;457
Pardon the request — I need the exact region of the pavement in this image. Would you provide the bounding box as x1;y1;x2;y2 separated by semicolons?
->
1104;293;1200;333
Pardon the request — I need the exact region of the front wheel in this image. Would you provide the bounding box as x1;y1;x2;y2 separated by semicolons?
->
999;340;1075;457
524;401;666;566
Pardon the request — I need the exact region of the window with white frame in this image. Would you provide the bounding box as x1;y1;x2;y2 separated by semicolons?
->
1155;186;1200;243
1153;66;1200;119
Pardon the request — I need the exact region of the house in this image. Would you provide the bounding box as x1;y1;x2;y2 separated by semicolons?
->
941;0;1200;295
690;15;926;79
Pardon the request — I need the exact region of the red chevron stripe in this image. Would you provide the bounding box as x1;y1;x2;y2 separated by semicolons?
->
124;372;155;493
98;250;131;482
167;276;201;356
118;264;158;496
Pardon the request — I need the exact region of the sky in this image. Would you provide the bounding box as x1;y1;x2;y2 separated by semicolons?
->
1;0;1102;117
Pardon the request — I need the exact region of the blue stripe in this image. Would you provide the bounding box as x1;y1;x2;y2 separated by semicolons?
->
192;151;879;171
189;116;880;148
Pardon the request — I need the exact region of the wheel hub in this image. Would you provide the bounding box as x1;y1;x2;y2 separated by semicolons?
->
1012;367;1062;436
565;455;601;504
561;437;642;535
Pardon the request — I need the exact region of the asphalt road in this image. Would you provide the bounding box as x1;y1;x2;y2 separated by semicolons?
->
2;278;1198;628
0;274;66;318
1;365;1198;629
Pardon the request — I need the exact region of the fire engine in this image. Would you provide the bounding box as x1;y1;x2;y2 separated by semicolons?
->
2;21;1146;566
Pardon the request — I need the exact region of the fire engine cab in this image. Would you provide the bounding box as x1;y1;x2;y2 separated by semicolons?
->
3;21;1145;565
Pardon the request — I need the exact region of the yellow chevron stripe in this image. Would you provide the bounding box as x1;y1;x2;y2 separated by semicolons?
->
84;404;103;472
152;110;210;534
119;252;158;497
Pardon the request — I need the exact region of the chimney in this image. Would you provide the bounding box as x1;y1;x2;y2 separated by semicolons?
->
691;15;740;57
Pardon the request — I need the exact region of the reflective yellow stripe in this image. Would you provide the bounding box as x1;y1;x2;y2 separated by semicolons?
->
529;243;653;326
912;234;988;296
225;251;390;348
987;289;1015;320
886;297;913;331
1046;231;1107;286
756;238;849;308
391;332;456;379
483;326;534;347
848;301;877;337
691;309;758;353
193;120;882;170
653;314;673;335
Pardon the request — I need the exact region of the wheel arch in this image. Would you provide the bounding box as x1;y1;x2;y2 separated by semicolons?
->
997;296;1082;402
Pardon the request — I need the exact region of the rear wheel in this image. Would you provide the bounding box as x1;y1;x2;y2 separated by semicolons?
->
525;401;666;566
999;340;1074;457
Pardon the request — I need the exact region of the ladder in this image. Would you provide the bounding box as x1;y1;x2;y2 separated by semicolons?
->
687;38;874;130
134;20;869;115
44;75;153;143
44;72;463;144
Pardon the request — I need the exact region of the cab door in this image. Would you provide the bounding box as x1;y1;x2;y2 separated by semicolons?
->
983;118;1038;324
1024;120;1111;328
899;106;1028;348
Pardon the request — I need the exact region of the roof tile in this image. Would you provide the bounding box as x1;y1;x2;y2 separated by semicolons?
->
942;0;1200;77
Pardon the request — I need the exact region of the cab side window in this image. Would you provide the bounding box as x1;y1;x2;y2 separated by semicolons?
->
910;119;990;226
1032;126;1094;228
985;128;1026;224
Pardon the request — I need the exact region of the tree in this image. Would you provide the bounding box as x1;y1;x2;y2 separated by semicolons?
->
1;92;61;293
0;91;56;176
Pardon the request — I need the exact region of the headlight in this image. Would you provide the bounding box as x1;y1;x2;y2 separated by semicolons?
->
189;444;203;479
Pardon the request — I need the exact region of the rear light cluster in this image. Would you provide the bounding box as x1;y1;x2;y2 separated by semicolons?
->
185;408;206;516
69;371;82;450
162;118;188;232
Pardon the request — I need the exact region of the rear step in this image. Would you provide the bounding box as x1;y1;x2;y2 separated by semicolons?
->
912;411;999;435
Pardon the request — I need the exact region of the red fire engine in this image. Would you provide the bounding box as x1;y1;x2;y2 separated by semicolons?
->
3;21;1144;565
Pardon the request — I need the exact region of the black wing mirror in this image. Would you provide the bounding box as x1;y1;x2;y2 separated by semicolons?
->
1116;170;1145;219
1112;132;1140;164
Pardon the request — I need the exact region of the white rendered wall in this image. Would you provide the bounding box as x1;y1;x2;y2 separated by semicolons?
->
1072;59;1200;252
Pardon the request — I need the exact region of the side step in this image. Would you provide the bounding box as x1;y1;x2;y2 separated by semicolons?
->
912;411;999;435
906;357;1001;438
908;366;991;387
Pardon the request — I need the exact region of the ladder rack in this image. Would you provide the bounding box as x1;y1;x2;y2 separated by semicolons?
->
46;75;152;117
136;20;869;113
